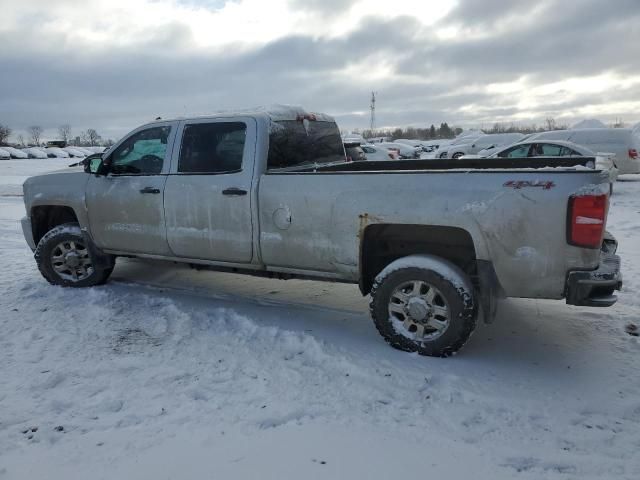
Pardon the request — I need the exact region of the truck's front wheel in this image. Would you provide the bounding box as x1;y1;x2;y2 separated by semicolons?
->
34;223;114;288
369;255;477;357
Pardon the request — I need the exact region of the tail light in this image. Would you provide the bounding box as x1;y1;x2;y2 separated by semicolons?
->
567;194;608;248
629;148;638;159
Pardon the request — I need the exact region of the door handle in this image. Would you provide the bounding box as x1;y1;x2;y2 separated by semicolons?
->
139;187;160;194
222;188;248;196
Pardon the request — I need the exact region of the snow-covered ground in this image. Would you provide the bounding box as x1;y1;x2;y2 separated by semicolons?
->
1;159;639;479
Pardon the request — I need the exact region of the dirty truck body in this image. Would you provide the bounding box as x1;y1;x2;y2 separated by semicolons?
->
21;107;622;356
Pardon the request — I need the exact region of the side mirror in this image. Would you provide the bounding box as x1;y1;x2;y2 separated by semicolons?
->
84;155;109;175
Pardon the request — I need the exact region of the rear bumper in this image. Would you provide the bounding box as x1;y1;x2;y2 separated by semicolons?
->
21;216;36;251
565;236;622;307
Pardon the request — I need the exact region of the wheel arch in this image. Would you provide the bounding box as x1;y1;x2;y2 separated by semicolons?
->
359;223;503;323
359;224;478;293
31;205;80;246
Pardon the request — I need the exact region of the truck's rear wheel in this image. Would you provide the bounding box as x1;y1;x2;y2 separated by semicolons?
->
369;255;477;357
34;223;114;287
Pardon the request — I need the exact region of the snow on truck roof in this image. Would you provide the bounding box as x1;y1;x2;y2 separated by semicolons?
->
147;105;335;125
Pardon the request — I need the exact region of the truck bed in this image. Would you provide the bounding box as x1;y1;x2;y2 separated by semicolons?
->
292;156;594;173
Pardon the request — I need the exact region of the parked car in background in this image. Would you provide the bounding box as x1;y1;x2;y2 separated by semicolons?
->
462;139;617;183
366;136;392;144
394;139;431;152
528;128;640;174
378;142;420;159
418;140;452;157
361;143;397;161
0;147;10;160
63;147;87;158
343;134;365;145
44;147;70;158
3;146;29;159
439;133;525;159
344;142;366;162
24;147;48;159
75;147;96;155
437;133;485;158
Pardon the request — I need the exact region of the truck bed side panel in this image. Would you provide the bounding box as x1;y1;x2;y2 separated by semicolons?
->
258;169;609;299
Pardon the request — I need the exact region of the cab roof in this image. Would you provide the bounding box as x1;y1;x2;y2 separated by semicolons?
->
146;105;336;125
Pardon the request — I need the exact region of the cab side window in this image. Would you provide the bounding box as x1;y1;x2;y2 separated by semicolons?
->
178;122;246;174
110;126;171;175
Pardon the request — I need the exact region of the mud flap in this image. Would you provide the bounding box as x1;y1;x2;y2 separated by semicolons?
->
476;260;505;324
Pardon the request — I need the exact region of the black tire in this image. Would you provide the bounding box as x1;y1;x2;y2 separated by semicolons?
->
452;152;464;159
34;223;115;288
370;257;477;357
439;152;448;159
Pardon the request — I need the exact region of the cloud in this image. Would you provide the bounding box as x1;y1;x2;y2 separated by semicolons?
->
0;0;638;141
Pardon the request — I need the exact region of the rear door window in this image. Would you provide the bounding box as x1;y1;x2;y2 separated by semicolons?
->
178;122;246;174
267;119;346;171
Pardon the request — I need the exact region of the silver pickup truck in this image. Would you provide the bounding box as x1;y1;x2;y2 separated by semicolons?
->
21;107;622;357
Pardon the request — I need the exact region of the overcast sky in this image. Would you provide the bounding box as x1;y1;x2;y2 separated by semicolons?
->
1;0;639;141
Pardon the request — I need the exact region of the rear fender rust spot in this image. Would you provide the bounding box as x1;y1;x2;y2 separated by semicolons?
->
358;213;384;239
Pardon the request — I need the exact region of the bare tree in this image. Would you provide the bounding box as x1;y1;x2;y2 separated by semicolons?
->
86;128;101;146
28;125;43;145
0;124;11;145
58;124;71;144
544;118;557;131
17;134;25;147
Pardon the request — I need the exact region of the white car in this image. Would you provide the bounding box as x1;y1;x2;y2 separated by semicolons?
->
44;147;70;158
437;133;484;158
527;128;640;174
24;147;48;159
423;139;451;154
63;147;87;158
0;147;10;159
361;143;397;161
463;139;617;182
2;146;29;159
378;142;420;159
439;133;525;159
394;139;432;151
76;147;97;155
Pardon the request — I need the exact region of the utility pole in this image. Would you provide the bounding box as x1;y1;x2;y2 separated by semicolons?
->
369;91;376;131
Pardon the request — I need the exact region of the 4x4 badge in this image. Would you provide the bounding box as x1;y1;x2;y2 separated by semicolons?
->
504;180;555;190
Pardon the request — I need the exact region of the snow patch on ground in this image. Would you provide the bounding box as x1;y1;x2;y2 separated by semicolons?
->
0;159;639;479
